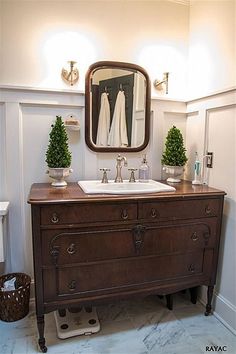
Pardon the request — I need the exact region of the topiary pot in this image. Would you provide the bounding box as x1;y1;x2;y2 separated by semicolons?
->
46;167;73;187
163;165;184;183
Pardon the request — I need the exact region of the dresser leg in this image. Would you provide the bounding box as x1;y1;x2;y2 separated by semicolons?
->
166;294;173;310
58;308;66;317
37;315;47;353
205;285;214;316
189;286;198;304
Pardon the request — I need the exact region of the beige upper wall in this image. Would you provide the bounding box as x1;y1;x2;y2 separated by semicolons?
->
0;0;235;99
0;0;189;98
188;0;236;97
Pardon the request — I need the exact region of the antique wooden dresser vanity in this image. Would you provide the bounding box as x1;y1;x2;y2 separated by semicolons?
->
28;181;225;352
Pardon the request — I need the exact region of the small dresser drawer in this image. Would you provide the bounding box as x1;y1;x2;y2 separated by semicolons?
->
56;251;205;296
40;202;137;225
139;198;220;221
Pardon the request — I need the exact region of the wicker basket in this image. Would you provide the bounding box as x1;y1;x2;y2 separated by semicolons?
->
0;272;31;322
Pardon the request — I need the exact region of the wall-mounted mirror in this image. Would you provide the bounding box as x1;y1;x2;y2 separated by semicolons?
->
85;61;151;152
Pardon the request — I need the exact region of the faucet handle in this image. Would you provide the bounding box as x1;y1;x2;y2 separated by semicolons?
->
100;168;110;183
128;168;137;183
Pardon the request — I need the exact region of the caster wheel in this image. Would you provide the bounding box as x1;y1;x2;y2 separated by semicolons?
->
41;346;47;353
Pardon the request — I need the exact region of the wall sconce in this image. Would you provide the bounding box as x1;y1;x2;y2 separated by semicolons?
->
153;72;169;94
61;61;79;86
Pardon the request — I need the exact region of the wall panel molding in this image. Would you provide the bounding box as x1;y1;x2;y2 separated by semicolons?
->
1;89;85;275
0;103;7;200
0;86;85;108
186;88;236;333
187;87;236;104
204;103;236;158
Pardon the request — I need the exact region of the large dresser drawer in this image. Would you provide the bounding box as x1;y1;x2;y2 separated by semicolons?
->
141;219;217;256
42;227;135;265
42;219;217;265
40;202;137;225
56;251;206;296
139;198;220;221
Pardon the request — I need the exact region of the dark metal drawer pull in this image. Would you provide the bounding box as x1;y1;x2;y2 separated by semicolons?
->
205;205;211;214
51;213;59;224
191;232;198;241
67;243;76;255
121;209;128;220
188;264;195;273
68;280;76;291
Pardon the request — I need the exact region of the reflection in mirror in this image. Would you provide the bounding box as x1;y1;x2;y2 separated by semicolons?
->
85;61;150;152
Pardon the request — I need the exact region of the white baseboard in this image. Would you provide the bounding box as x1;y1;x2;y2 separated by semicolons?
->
199;287;236;336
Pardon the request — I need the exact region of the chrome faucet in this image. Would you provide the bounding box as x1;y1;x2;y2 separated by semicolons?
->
114;154;128;183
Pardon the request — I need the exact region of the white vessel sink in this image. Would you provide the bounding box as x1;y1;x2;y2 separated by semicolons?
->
78;180;175;194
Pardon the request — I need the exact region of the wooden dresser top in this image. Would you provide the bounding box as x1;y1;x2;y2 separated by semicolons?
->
28;180;225;205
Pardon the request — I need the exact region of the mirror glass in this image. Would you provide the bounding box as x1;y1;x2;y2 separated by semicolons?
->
85;61;150;152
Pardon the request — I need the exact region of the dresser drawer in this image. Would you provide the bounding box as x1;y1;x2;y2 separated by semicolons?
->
40;202;137;225
42;218;216;265
56;251;205;296
42;227;135;265
139;198;220;221
139;219;217;256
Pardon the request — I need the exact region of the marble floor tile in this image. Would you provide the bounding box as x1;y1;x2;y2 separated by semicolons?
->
125;295;166;317
96;301;130;323
0;296;235;354
130;308;200;353
88;318;148;354
174;304;236;354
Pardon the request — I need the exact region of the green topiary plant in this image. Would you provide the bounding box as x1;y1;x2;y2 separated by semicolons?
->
161;126;188;166
46;116;72;168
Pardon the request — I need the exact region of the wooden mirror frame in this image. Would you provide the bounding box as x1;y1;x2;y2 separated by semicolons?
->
85;61;151;152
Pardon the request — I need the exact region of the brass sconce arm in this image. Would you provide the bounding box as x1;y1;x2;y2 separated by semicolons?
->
153;72;169;94
61;61;79;86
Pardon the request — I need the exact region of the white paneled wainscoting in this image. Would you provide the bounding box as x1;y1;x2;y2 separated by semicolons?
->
0;85;235;335
186;88;236;334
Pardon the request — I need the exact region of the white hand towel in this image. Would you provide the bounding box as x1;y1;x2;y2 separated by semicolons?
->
96;93;110;146
108;90;128;147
